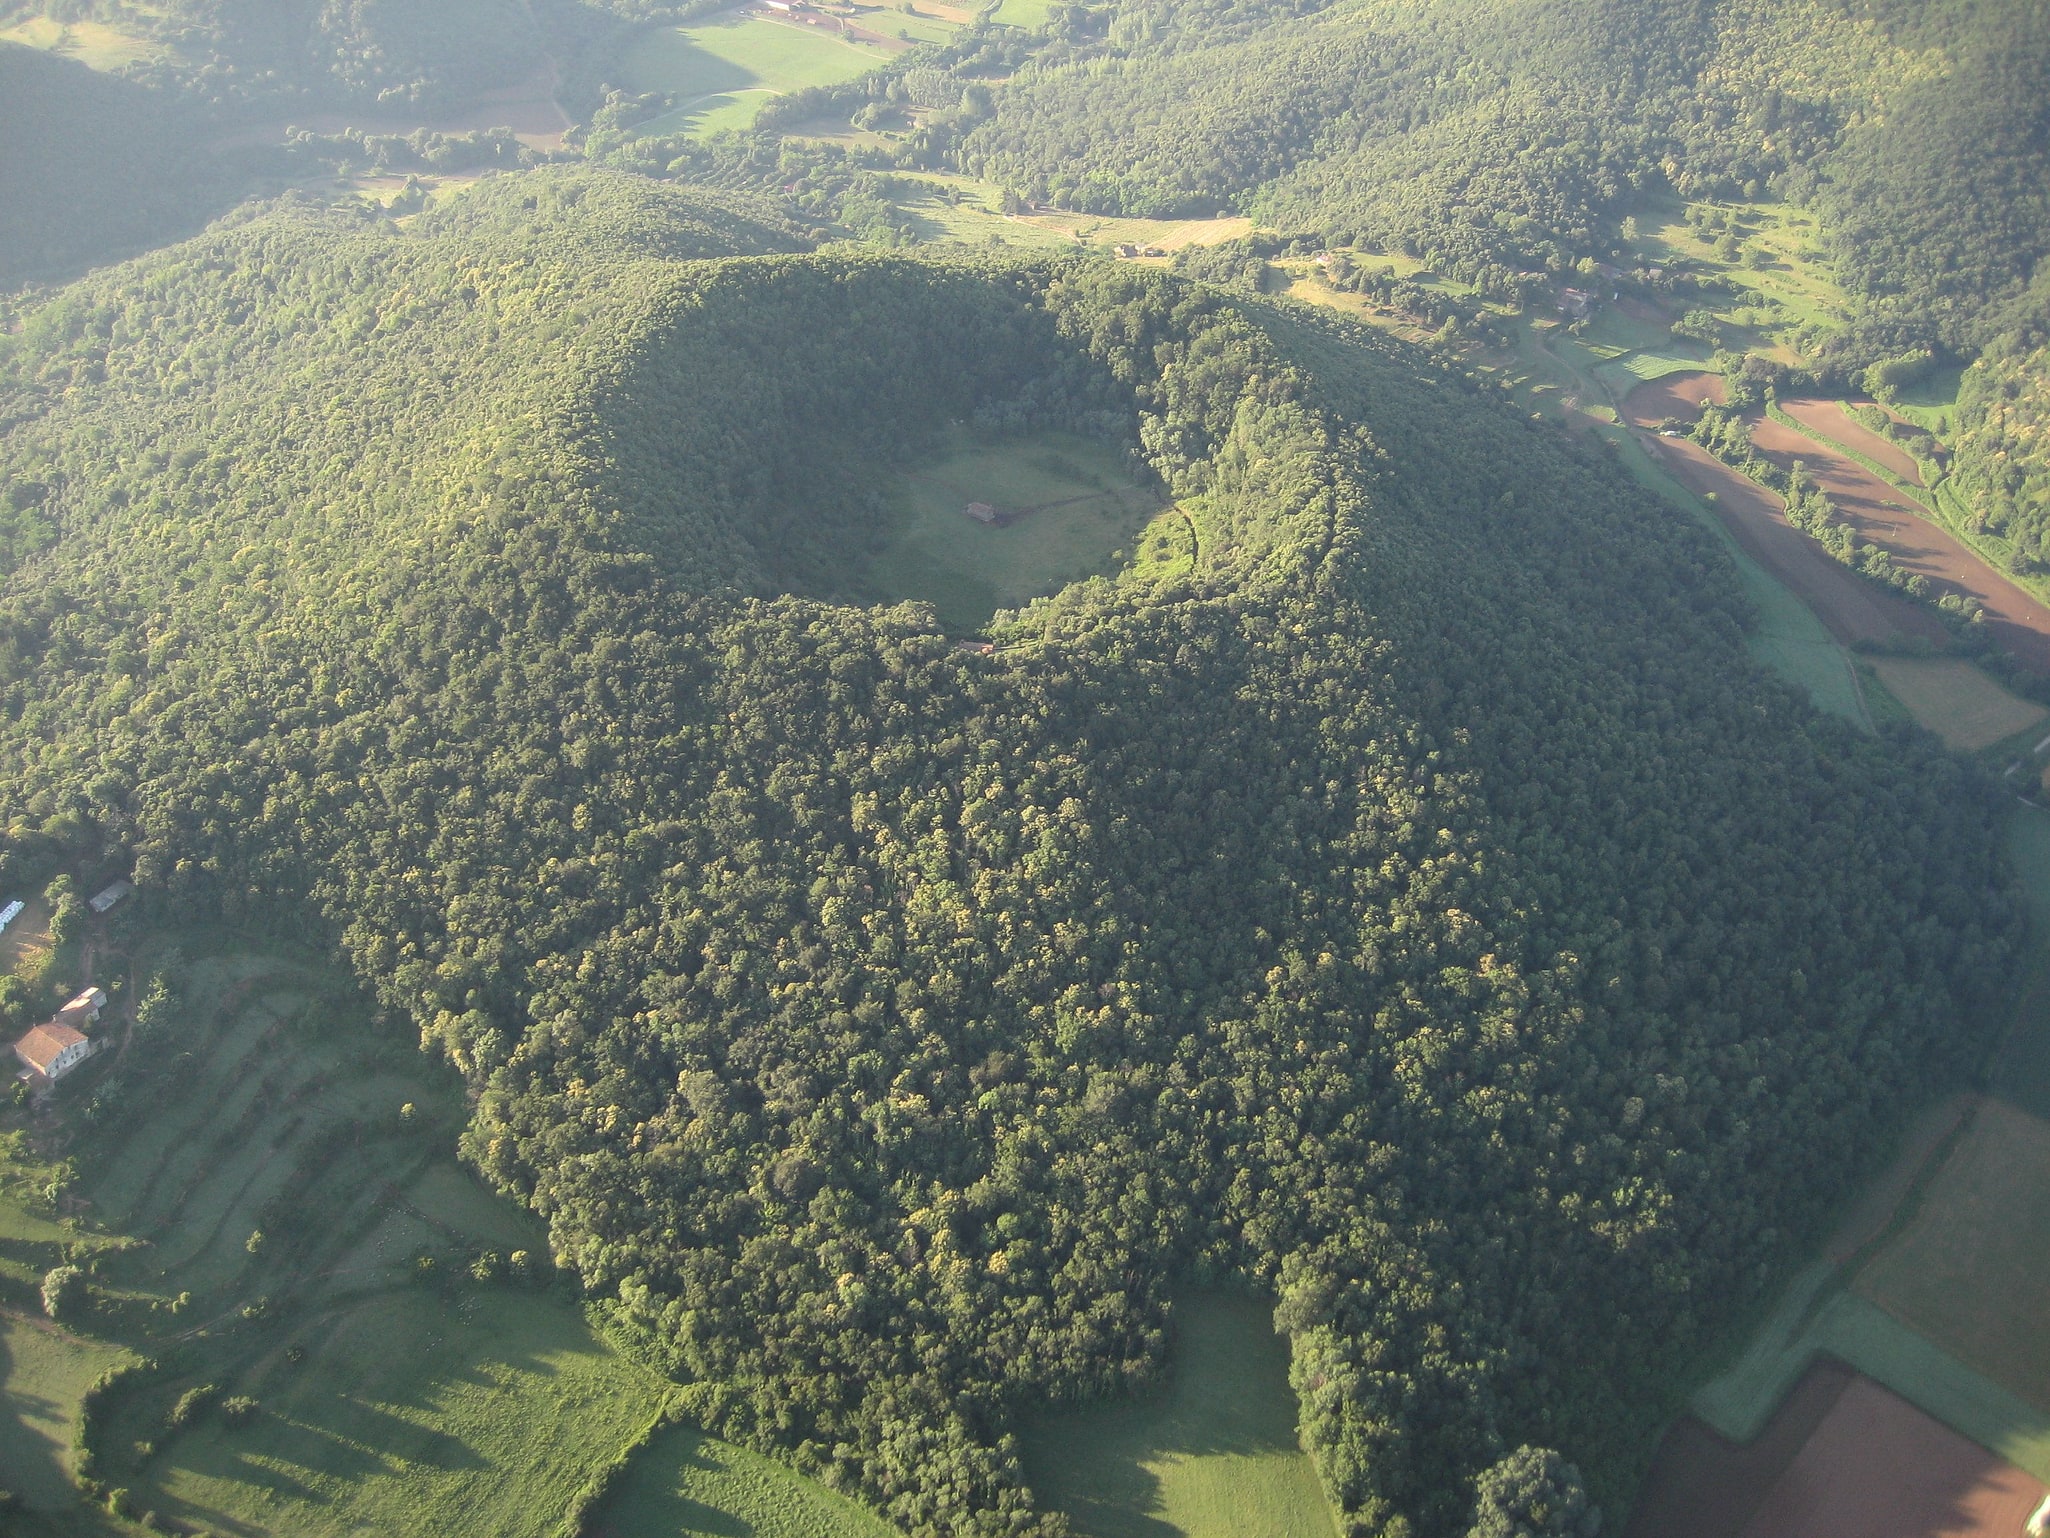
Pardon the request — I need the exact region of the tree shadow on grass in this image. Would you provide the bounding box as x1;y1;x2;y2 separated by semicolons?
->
1018;1291;1310;1538
0;1327;82;1511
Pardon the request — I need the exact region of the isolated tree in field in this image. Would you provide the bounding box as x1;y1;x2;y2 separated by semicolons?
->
1467;1446;1601;1538
41;1264;85;1321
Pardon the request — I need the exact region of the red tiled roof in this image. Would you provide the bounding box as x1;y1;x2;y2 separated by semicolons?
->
13;1021;87;1075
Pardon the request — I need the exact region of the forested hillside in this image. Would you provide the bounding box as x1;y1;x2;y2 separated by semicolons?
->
0;169;2018;1535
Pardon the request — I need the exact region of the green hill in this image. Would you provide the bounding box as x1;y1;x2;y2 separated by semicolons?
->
0;167;2019;1537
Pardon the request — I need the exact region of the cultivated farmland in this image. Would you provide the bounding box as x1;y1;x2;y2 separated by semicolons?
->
1864;658;2047;752
1856;1099;2050;1416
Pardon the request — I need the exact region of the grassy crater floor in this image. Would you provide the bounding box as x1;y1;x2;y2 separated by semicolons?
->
1019;1292;1338;1538
860;431;1172;631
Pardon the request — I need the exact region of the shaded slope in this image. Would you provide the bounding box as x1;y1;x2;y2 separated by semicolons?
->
0;42;251;286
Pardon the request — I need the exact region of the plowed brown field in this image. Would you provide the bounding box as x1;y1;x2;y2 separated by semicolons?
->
1628;1365;2046;1538
1621;377;1946;652
1737;1373;2043;1538
1624;1362;1856;1538
1745;407;2050;674
1780;399;1925;487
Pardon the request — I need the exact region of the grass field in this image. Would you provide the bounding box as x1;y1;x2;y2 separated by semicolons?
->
1855;1099;2050;1415
1629;197;1853;343
0;925;883;1537
1866;657;2048;751
1019;1293;1337;1538
0;1315;133;1510
989;0;1057;27
621;14;883;138
1594;345;1713;390
864;432;1164;630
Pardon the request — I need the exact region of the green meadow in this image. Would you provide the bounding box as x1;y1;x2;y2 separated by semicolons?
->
593;1424;895;1537
621;15;884;138
1020;1293;1339;1538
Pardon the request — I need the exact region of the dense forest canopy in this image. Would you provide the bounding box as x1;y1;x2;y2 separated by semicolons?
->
0;169;2018;1535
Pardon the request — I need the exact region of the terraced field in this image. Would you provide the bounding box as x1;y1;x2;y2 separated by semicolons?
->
0;929;886;1538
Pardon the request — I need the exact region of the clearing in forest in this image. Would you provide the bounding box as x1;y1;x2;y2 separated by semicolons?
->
0;16;174;71
1019;1292;1339;1538
620;14;884;138
1863;657;2046;753
862;432;1165;631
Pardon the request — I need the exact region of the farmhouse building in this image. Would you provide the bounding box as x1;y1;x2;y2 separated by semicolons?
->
1557;287;1595;319
14;1020;92;1084
1114;243;1139;258
89;879;133;914
963;501;999;525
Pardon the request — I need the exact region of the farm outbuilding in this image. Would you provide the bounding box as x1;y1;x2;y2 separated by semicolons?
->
0;899;21;933
57;987;106;1030
963;501;999;524
89;879;132;914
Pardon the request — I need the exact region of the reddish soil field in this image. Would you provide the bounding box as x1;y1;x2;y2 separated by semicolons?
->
1628;372;1727;417
1780;398;1924;487
1747;411;2050;674
1628;1365;2047;1538
1624;1361;1857;1538
1621;378;1946;652
1738;1373;2044;1538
